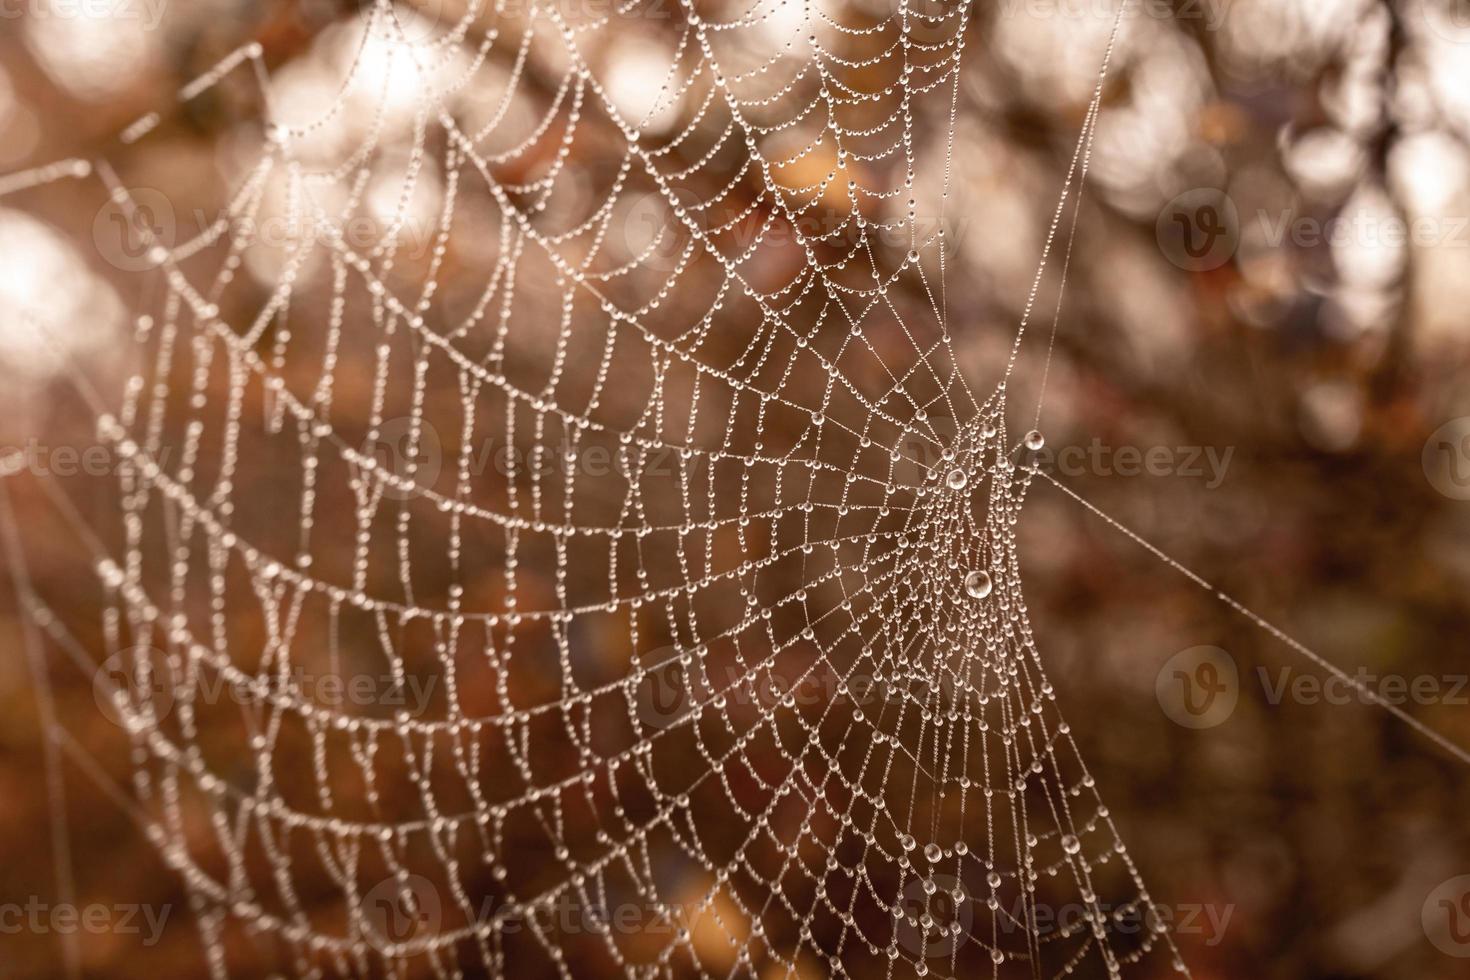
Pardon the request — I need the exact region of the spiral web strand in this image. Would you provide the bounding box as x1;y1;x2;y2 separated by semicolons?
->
1;1;1197;976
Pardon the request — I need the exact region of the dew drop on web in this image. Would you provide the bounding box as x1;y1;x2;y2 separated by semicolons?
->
965;570;993;599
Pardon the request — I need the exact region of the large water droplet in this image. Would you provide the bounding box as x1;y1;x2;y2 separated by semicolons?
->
1061;834;1081;856
924;842;943;863
945;468;967;490
964;570;992;599
1024;429;1045;451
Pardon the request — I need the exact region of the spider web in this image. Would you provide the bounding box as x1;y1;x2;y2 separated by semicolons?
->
1;1;1195;976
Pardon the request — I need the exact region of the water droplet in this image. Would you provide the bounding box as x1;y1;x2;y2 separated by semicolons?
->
987;871;1002;889
964;571;992;599
1024;429;1045;451
945;468;967;490
1061;834;1081;856
991;949;1005;965
924;843;942;863
96;559;123;589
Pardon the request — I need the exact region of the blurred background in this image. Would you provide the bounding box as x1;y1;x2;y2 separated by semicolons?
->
1;0;1469;978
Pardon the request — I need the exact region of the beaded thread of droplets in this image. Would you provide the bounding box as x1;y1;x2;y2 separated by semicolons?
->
2;2;1195;977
